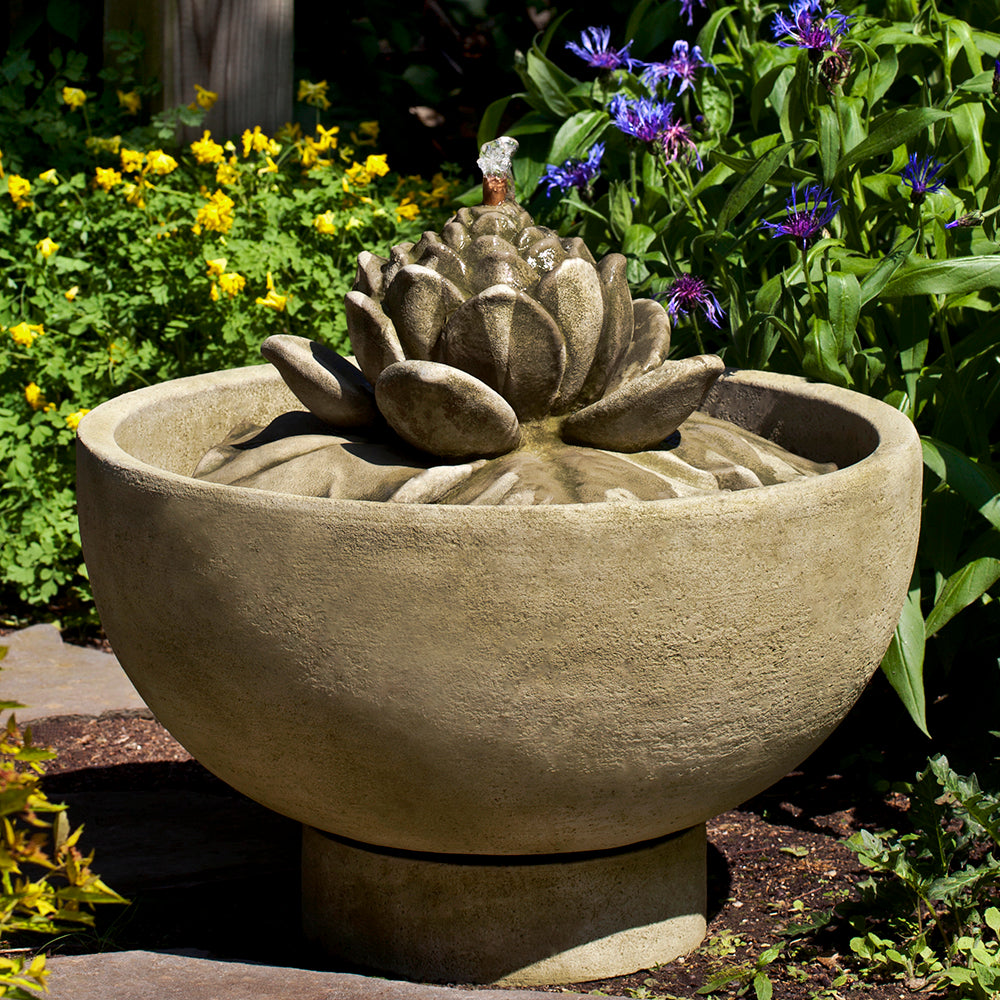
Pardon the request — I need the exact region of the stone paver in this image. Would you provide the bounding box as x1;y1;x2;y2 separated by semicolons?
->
0;623;146;720
45;951;592;1000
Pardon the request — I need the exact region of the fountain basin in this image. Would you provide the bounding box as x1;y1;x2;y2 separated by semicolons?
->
76;363;921;982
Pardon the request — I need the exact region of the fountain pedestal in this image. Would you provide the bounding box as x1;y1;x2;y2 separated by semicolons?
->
301;825;707;985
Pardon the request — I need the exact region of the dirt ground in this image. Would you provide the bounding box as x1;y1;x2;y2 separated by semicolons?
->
21;691;929;1000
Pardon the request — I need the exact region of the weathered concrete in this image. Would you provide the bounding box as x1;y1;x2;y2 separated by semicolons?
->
302;825;706;986
45;951;596;1000
0;624;145;721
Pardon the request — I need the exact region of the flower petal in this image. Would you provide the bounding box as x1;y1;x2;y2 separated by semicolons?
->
261;334;377;427
562;354;725;452
382;264;466;360
574;253;633;407
607;298;672;392
344;290;406;385
535;257;605;412
466;235;539;294
353;250;388;298
560;236;597;265
436;284;565;421
375;359;521;458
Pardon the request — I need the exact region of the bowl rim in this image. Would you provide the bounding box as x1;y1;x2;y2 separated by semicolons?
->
77;363;920;515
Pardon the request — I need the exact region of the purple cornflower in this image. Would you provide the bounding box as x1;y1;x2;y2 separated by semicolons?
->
541;142;606;195
773;0;852;57
661;118;702;167
608;94;702;168
609;94;677;144
899;153;945;203
761;185;841;248
662;275;725;327
993;58;1000;99
566;27;636;71
641;41;713;95
945;212;983;229
679;0;708;26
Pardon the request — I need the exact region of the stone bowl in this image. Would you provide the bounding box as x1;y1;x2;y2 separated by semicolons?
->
76;364;921;857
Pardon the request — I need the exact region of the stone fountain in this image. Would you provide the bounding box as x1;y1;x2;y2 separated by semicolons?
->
75;138;922;986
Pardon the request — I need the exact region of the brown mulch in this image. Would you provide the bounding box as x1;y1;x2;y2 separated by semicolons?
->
20;702;924;1000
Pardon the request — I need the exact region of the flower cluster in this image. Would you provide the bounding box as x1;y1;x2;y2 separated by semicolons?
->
900;153;945;203
566;27;636;71
662;275;725;327
641;41;713;95
541;142;605;196
773;0;851;67
609;95;701;166
194;189;236;234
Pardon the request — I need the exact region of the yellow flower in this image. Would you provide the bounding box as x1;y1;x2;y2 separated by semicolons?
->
38;168;58;185
193;84;218;110
7;174;31;209
86;135;122;155
66;408;90;430
95;167;122;191
195;189;235;233
364;153;389;178
344;216;363;230
351;120;379;146
297;79;331;110
35;237;59;258
218;272;246;297
299;138;330;171
120;149;144;173
420;171;454;207
10;322;44;347
206;258;227;279
241;126;280;158
255;272;287;311
314;124;339;150
24;382;54;411
313;211;337;235
123;179;147;209
65;285;79;301
395;198;420;222
146;149;178;175
191;130;224;165
215;159;240;186
62;87;86;109
117;90;141;114
257;155;278;175
209;282;220;302
277;121;302;141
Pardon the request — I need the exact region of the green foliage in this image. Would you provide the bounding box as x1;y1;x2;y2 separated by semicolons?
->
490;0;1000;728
0;654;127;998
839;754;1000;996
0;46;460;616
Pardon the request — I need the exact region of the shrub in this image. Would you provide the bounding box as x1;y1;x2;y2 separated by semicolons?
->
0;653;126;998
483;0;1000;730
0;50;461;618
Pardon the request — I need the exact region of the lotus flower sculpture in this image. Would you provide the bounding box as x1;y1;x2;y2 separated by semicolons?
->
258;138;734;504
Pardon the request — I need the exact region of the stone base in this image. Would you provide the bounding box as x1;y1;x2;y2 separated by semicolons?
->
301;824;707;986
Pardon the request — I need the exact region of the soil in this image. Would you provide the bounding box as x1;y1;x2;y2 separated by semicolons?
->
18;681;937;1000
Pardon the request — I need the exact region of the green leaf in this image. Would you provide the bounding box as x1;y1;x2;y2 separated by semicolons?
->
696;5;736;54
817;106;840;187
609;181;634;241
836;108;951;175
880;583;928;736
477;96;514;150
524;45;579;118
921;437;1000;529
859;232;918;305
804;318;852;387
715;142;795;236
548;109;609;166
753;973;773;1000
827;271;861;354
883;256;1000;298
924;555;1000;639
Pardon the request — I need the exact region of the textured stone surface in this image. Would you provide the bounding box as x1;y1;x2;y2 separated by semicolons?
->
302;825;706;985
45;952;596;1000
75;365;923;857
0;624;144;721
